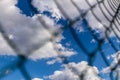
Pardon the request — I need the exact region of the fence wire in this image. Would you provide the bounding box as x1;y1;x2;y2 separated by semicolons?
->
0;0;120;80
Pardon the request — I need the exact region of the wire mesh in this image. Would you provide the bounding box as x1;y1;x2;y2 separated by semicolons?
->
0;0;120;80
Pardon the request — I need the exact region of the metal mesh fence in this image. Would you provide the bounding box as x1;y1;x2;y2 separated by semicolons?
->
0;0;120;80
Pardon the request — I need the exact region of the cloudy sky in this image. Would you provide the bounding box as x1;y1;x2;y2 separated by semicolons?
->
0;0;119;80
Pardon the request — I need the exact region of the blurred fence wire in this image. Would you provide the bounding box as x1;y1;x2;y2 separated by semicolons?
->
0;0;120;80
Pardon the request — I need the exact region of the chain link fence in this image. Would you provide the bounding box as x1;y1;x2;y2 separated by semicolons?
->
0;0;120;80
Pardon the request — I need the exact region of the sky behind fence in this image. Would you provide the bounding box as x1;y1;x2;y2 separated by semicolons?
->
0;0;120;80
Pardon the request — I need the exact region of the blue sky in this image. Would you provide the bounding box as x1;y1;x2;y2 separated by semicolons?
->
0;0;120;80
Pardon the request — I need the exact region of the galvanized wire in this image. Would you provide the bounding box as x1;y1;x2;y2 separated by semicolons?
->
0;0;120;80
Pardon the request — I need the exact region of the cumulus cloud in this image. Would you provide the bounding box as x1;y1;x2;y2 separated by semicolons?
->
32;0;61;20
0;0;52;54
29;42;75;60
102;51;120;73
101;51;120;79
0;0;117;60
52;0;119;38
32;78;43;80
33;0;120;38
48;70;79;80
0;33;15;55
48;61;101;80
0;0;76;60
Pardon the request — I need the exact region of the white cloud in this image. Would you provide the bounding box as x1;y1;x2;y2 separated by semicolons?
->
49;0;119;38
48;61;101;80
101;51;120;79
32;0;84;21
32;0;61;20
46;57;66;65
0;0;76;60
0;0;52;55
29;42;75;60
81;0;119;38
48;70;79;80
33;0;120;38
101;51;120;73
47;59;57;65
90;39;96;43
54;0;80;21
32;78;43;80
0;33;15;55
